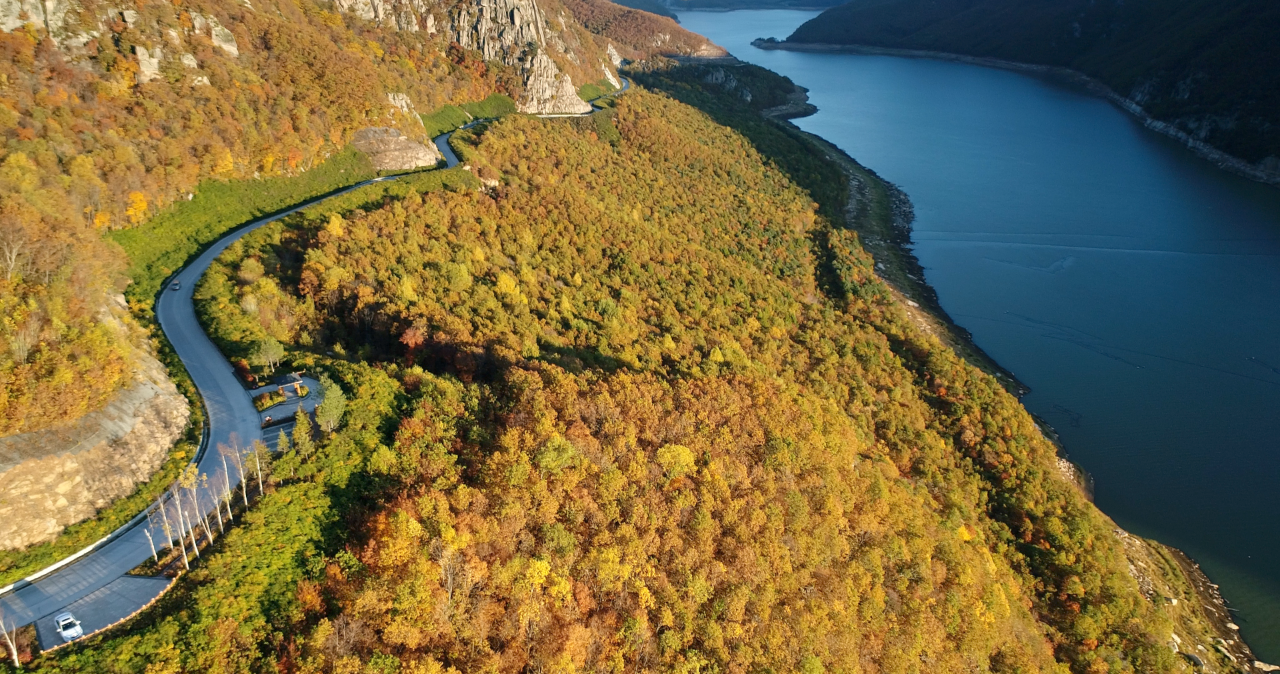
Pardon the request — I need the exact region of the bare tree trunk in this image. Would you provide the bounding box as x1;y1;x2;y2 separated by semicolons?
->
144;529;157;563
253;448;264;496
9;320;39;364
197;476;217;543
226;444;250;509
0;232;24;282
220;456;236;521
173;502;190;569
181;507;200;559
194;489;213;546
161;494;187;570
0;609;19;669
210;484;225;534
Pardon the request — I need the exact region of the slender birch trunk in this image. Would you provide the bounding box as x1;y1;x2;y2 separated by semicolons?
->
172;495;190;569
211;484;225;534
229;445;250;508
144;528;157;563
182;507;200;558
220;455;236;521
0;610;19;669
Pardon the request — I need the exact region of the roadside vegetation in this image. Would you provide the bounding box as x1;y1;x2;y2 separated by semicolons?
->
16;82;1198;674
0;148;387;587
113;149;379;319
419;94;518;138
0;0;529;582
577;78;619;102
0;0;519;439
251;390;285;412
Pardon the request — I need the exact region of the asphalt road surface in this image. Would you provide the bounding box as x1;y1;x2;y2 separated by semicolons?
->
0;83;630;649
0;131;464;650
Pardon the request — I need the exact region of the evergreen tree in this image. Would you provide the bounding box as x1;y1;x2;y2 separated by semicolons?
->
292;406;314;458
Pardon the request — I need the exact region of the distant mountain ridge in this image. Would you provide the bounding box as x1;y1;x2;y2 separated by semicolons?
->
783;0;1280;180
669;0;845;10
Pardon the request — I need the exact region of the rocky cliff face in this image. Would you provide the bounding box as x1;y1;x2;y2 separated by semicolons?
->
446;0;600;113
335;0;434;32
352;126;444;169
332;0;601;114
450;0;545;62
518;50;593;113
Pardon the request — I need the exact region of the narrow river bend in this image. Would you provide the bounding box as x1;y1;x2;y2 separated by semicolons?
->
679;10;1280;660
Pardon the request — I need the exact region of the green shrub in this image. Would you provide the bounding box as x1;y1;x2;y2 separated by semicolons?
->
579;82;605;101
253;390;286;412
420;104;473;138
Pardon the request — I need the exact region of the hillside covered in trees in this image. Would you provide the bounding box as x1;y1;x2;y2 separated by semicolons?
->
0;0;636;436
664;0;846;11
12;80;1215;672
0;0;1247;669
783;0;1280;173
561;0;726;59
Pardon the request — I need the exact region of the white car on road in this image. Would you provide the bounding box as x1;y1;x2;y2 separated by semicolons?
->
54;612;83;642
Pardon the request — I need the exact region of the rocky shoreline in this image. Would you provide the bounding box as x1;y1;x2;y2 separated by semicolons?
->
752;38;1280;189
752;78;1273;672
760;86;1030;395
1162;544;1267;670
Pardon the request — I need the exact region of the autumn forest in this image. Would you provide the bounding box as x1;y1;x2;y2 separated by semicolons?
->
0;0;1221;671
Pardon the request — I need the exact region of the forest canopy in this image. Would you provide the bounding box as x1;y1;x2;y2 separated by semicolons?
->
0;0;521;435
131;89;1185;674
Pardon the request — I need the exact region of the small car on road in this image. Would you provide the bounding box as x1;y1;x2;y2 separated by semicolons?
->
170;280;181;291
54;612;83;642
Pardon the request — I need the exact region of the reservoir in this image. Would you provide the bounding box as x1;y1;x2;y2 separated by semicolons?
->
679;9;1280;660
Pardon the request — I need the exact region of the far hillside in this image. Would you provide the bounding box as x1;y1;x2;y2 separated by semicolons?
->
669;0;847;10
785;0;1280;172
607;0;679;20
563;0;728;58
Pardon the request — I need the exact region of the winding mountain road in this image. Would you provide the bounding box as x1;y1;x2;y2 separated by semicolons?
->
0;79;629;651
0;133;464;651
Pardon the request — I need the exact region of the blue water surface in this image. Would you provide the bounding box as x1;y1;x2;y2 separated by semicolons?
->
679;9;1280;659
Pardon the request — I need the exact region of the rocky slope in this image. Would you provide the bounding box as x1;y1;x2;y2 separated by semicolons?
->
0;297;189;550
351;126;444;170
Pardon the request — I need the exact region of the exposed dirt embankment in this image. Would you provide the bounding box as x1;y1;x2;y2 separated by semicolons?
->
0;297;189;551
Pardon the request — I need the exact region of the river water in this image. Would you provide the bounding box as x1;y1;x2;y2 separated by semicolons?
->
678;9;1280;660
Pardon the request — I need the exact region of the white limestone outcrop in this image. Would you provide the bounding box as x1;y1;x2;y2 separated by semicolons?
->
518;51;591;114
352;127;443;170
135;45;161;84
